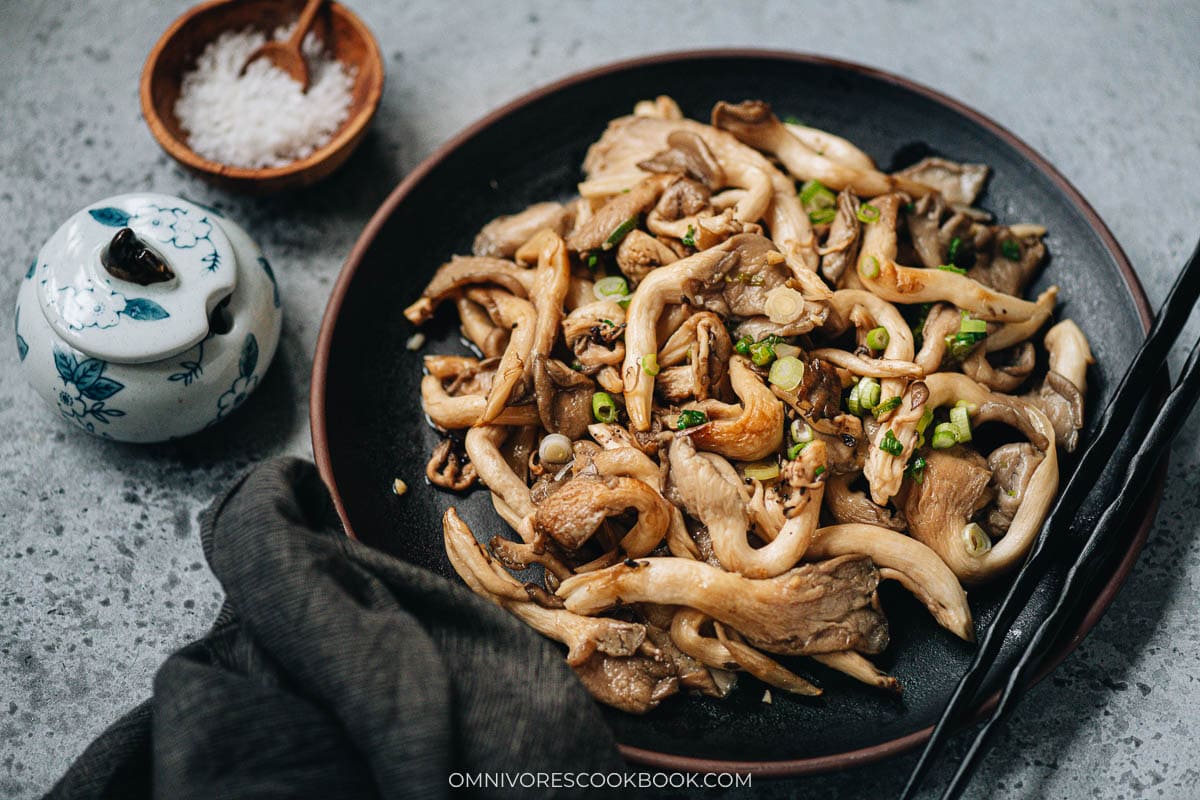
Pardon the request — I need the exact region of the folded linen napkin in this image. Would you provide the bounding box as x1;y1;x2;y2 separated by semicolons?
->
46;458;625;799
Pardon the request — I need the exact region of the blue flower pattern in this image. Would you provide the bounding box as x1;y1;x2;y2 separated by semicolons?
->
50;280;170;331
89;202;222;272
52;346;127;432
215;334;259;421
15;306;28;362
259;256;280;308
169;337;207;386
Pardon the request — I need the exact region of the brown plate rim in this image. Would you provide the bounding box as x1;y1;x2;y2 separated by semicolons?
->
309;48;1165;776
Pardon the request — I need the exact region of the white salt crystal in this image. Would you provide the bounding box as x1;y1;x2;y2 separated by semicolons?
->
174;24;356;169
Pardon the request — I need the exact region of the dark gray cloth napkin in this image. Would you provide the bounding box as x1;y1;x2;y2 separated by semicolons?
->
45;458;626;799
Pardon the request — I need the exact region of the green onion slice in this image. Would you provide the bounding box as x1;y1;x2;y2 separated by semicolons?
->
1000;239;1021;260
857;377;881;410
640;353;660;377
734;335;753;356
865;326;890;351
768;356;806;391
787;441;809;460
749;340;777;367
743;461;781;481
592;275;630;301
947;236;962;264
872;396;901;420
905;455;927;484
856;203;881;224
591;392;618;424
860;255;881;279
937;264;968;275
799;179;836;211
959;313;988;335
879;428;904;456
790;419;813;444
603;215;639;250
847;382;863;416
682;225;696;247
930;422;959;450
808;207;837;225
950;405;973;442
676;409;708;430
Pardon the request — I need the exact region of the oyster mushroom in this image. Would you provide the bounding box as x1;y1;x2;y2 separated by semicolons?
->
914;303;963;373
460;288;539;425
676;356;784;462
571;651;679;715
711;100;920;197
656;311;732;403
563;300;626;370
565;174;674;254
532;475;672;558
804;524;975;641
524;230;572;377
962;341;1037;392
668;434;826;578
824;474;907;531
557;554;890;657
464;426;537;525
532;355;595;440
968;226;1046;297
894;156;990;207
638;131;725;190
616;229;679;286
472;201;574;258
1024;320;1093;451
425;438;477;491
783;121;877;172
404;256;534;325
420;373;539;430
817;289;919;410
984;443;1045;537
855;194;1042;322
443;508;646;668
819;189;863;283
985;287;1059;352
455;294;509;358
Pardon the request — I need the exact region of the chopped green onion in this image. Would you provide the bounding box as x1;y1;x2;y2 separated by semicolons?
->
856;203;881;224
676;409;708;430
944;330;986;359
930;422;959;449
570;361;584;371
768;356;806;391
963;522;992;556
734;335;753;356
905;455;927;484
959;312;988;335
539;433;573;463
682;225;696;247
808;207;837;225
591;392;618;423
593;275;629;301
860;255;880;279
764;286;806;324
847;382;862;415
954;399;979;414
947;236;962;264
790;419;813;444
865;326;890;351
603;215;639;249
903;201;916;213
879;428;904;456
799;179;837;211
872;396;902;420
748;340;777;367
782;114;805;125
814;466;826;477
950;405;973;442
915;406;934;447
857;377;881;410
641;353;660;377
937;263;968;275
617;296;632;309
1000;239;1021;260
774;342;802;359
744;461;780;481
585;252;599;270
787;442;809;460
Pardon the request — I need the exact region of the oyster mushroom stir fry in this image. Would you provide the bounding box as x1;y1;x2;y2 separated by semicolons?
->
405;96;1096;714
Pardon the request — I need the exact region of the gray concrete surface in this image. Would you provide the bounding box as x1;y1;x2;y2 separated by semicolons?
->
1;1;1197;797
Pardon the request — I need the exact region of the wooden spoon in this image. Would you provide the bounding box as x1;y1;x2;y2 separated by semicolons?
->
240;0;325;91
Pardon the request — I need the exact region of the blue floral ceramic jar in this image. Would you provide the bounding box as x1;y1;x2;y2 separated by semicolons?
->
14;193;282;442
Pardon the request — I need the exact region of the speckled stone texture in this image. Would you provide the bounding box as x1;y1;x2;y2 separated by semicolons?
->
0;1;1196;797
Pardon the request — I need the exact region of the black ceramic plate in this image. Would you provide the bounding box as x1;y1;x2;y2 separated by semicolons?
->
312;51;1164;774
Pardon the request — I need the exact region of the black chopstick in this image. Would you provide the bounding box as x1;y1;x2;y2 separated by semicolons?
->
900;238;1200;800
936;330;1200;799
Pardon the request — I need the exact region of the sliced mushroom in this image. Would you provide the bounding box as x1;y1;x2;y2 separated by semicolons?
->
1044;319;1094;395
404;257;534;325
616;229;679;286
803;524;974;641
984;443;1045;537
824;474;907;531
1022;319;1093;452
894;156;990;206
557;554;889;657
426;438;477;491
783;122;876;172
968;226;1046;297
668;434;825;578
986;287;1058;353
811;651;901;694
566;174;674;253
532;475;671;557
532;356;595;440
637;131;725;190
465;426;537;525
711;100;919;197
524;230;572;378
820;190;862;282
656;311;732;403
473;201;574;258
572;650;679;714
676;355;784;462
563;300;626;370
962;341;1036;392
914;303;963;373
855;195;1042;322
455;294;509;358
463;288;538;425
420;373;539;430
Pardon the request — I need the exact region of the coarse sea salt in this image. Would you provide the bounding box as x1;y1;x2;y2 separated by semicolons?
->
175;24;355;169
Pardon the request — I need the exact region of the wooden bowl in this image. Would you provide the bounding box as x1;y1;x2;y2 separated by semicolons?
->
140;0;383;194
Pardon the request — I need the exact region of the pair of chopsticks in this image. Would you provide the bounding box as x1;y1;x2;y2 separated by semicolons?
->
901;238;1200;800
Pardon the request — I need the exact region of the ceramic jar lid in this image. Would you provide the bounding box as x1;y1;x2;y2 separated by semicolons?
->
34;193;237;364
